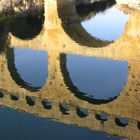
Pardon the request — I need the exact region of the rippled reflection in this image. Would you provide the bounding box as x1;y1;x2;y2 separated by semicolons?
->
13;48;48;88
62;54;128;103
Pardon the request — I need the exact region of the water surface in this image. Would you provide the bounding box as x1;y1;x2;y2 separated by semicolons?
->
82;6;129;41
0;106;123;140
66;54;128;101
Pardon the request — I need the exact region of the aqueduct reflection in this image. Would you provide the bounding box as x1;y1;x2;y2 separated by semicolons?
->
5;47;124;104
6;48;48;92
0;0;140;139
56;0;113;47
8;0;116;47
60;54;128;104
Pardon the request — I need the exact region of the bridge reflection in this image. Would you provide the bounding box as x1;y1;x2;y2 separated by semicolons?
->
0;0;140;140
57;0;112;47
6;48;48;91
60;54;127;104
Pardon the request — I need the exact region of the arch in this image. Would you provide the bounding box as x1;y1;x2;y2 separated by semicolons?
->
6;48;44;92
60;54;128;105
56;0;112;48
9;15;44;40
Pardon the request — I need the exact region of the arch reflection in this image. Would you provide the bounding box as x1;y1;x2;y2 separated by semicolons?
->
60;54;128;104
81;5;129;41
57;0;112;48
6;48;48;92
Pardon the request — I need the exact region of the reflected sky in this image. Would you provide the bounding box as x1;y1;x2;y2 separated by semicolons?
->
14;48;48;88
67;54;128;100
82;6;129;41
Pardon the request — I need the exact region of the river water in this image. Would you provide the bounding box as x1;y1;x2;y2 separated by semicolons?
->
0;0;140;140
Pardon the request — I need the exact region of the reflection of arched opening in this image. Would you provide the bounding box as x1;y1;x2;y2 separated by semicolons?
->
79;0;129;41
6;48;48;92
62;22;111;47
10;15;44;40
60;54;128;105
57;1;112;48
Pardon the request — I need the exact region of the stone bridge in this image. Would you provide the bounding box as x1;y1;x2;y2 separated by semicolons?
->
0;0;140;139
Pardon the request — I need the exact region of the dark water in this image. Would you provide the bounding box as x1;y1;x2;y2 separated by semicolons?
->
0;106;121;140
0;0;135;140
